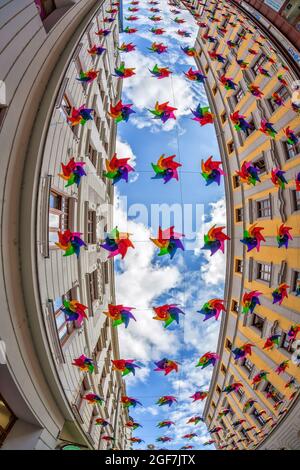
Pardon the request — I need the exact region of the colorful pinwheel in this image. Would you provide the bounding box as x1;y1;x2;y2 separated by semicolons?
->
103;304;136;328
201;156;224;186
285;377;296;389
76;68;98;84
67;105;93;126
114;62;135;78
72;355;94;373
112;359;142;376
101;227;134;259
190;390;208;401
271;168;288;189
241;290;262;315
263;335;281;350
208;51;226;63
202;225;230;256
126;417;142;430
151;154;181;183
277;224;293;248
104;153;135;184
209;426;223;434
187;416;203;425
154;359;179;375
219;74;237;91
149;64;172;79
148;101;177;123
150;27;165;35
230;111;253;133
284;127;299;145
182;433;197;440
124;26;137;34
95;418;110;426
272;283;289;305
118;42;136;52
84;394;104;405
56;230;86;257
223;382;243;394
88;45;106;56
150;226;184;259
217;409;231;419
275;360;289;375
152;304;185;327
184;68;206;83
257;66;271;77
148;42;168;54
126;15;139;20
236;161;261;186
240;223;265;252
157;421;175;429
259;119;277;138
272;92;284;107
252;370;269;386
177;29;191;37
288;324;300;341
196;352;219;369
191;105;214;125
248;84;264;98
278;74;288;86
121;396;142;408
236;59;249;69
181;46;198;57
232;419;246;428
61;299;88;322
156;396;177;407
156;436;172;442
232;343;254;360
129;437;144;444
95;29;110;37
58;157;86;187
198;299;226;321
296;172;300;191
108;100;135;123
203;440;215;446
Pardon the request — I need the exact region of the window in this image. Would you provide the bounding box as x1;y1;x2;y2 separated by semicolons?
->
88;269;99;303
34;0;56;20
257;263;271;282
216;385;222;394
0;395;16;448
221;364;227;374
253;156;267;174
235;207;243;222
87;210;96;244
256;198;271;218
227;140;234;154
212;401;216;408
232;175;240;188
236;386;244;400
74;377;90;412
252;55;267;75
268;86;290;112
212;84;218;95
225;339;232;351
252;313;265;331
264;382;284;403
60;94;79;136
281;331;297;354
231;300;239;313
53;290;75;344
291;270;300;294
49;190;69;246
242;357;254;374
88;144;98;168
244;119;255;137
284;137;300;160
205;64;209;74
221;111;227;123
235;259;243;273
252;408;266;426
291;190;300;212
234;88;245;104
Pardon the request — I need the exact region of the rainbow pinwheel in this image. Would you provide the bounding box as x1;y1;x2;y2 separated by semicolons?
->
156;436;172;443
257;66;271;77
126;15;139;20
151;226;184;259
151;154;181;183
236;161;261;186
129;437;144;444
67;105;93;126
84;394;104;405
128;6;139;11
104;153;135;184
272;283;289;305
248;48;258;55
232;419;246;428
196;352;219;369
58;157;86;187
191;105;214;126
148;101;177;123
154;358;179;375
277;224;293;248
285;377;296;389
230;111;253;133
112;359;142;376
108;100;135;123
152;304;185;327
278;74;288;86
157;421;175;429
156;396;177;407
101;227;134;259
118;42;136;52
103;304;136;328
106;7;118;13
219;74;237;91
181;445;194;449
272;92;285;107
76;68;98;84
248;84;264;98
177;29;191;37
149;7;160;12
198;299;226;321
271;168;288;189
263;335;281;350
284;127;299;145
202;33;217;43
182;433;197;440
102;435;114;441
259;119;277;138
88;45;106;56
241;290;262;315
232;343;254;360
240;223;265;252
95;29;110;36
236;59;249;69
292;102;300;115
124;26;137;34
114;62;135;78
201;156;224;186
202;225;230;256
184;67;206;83
150;27;165;35
149;64;172;79
208;51;226;63
227;40;237;49
149;15;161;21
190;390;208;402
187;416;203;425
217;409;231;419
288;324;300;341
61;299;88;322
126;417;142;430
72;355;94;373
56;230;86;257
103;16;115;23
148;42;168;54
296;172;300;191
121;396;142;408
181;46;198;57
95;418;110;426
174;16;185;24
203;440;215;446
209;426;223;434
275;360;289;375
244;425;256;432
223;382;243;394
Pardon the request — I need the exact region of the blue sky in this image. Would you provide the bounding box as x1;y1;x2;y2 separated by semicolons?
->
113;0;227;449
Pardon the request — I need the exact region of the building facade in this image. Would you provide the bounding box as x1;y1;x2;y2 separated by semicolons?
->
0;0;131;450
181;0;300;450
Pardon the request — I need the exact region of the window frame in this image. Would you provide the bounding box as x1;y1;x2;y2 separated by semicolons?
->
0;395;17;448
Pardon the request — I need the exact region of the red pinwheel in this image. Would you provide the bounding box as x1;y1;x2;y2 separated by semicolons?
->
154;358;179;375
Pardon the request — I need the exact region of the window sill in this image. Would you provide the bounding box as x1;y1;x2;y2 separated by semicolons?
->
42;5;75;33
